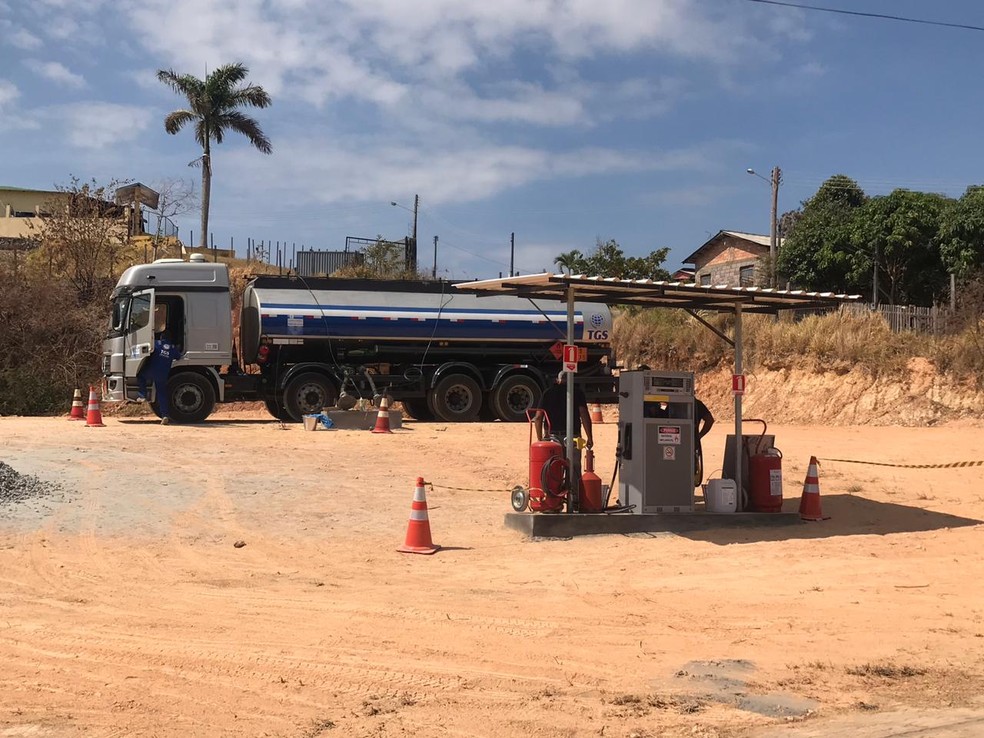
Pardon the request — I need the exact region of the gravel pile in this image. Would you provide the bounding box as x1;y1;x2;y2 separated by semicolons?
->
0;461;62;507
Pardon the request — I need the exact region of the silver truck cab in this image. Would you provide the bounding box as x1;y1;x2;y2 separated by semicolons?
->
102;255;233;420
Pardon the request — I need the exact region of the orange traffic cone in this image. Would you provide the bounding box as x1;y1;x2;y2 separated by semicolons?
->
799;456;825;521
398;477;440;555
589;403;604;424
68;388;85;421
84;386;105;428
371;395;393;434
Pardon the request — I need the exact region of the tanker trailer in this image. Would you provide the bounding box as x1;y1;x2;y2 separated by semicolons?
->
102;256;616;424
240;274;616;422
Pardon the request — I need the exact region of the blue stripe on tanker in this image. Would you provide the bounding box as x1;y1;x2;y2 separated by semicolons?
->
259;314;585;341
262;302;575;318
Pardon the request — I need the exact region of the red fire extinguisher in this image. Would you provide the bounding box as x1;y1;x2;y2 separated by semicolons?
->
745;419;783;513
579;449;603;513
529;437;568;512
515;409;569;513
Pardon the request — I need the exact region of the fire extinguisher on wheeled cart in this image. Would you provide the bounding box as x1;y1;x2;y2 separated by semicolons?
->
742;418;783;512
510;409;605;513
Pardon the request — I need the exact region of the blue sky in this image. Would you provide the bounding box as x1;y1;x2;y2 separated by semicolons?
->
2;0;983;279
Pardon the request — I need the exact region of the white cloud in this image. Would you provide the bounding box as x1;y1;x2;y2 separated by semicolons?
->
118;0;801;113
0;78;19;108
216;133;747;216
4;25;44;50
25;60;87;88
0;79;42;132
60;102;153;149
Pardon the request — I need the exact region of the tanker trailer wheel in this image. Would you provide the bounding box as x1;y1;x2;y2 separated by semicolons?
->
263;397;291;421
401;397;435;421
431;374;482;423
284;373;337;421
492;375;542;423
166;372;216;424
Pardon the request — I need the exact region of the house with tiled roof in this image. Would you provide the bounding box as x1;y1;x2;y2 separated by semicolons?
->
682;230;783;287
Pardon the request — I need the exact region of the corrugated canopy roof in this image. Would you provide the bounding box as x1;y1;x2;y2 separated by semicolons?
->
454;273;860;314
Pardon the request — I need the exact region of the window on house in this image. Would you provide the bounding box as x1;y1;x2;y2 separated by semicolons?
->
739;265;755;286
699;273;711;286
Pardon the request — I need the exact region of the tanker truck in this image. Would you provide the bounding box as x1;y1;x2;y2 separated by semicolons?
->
101;255;617;424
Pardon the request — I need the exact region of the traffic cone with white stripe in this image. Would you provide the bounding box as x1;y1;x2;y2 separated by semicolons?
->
84;386;105;428
799;456;825;521
371;395;393;434
68;388;85;421
589;403;604;424
398;477;440;555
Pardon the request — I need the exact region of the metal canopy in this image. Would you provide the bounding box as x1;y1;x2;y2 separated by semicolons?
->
454;273;860;314
454;273;860;517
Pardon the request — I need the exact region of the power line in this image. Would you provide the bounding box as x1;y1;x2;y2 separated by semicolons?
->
743;0;984;33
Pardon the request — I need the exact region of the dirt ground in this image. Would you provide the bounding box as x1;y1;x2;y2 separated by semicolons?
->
1;407;984;737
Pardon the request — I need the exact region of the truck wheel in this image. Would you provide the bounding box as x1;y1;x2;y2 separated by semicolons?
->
167;372;216;424
263;397;291;421
431;374;482;423
284;373;337;421
492;375;542;423
401;397;434;421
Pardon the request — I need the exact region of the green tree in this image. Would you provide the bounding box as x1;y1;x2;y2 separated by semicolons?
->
778;174;868;293
938;186;984;278
853;189;950;305
157;63;272;249
554;249;585;274
555;239;670;280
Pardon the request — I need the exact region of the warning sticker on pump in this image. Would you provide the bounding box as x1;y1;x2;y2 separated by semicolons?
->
663;446;676;460
658;425;681;444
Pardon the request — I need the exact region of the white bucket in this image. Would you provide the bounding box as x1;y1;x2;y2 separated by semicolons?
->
704;478;738;513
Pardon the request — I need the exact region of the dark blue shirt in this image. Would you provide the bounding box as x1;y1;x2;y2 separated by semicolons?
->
536;382;587;437
147;339;182;375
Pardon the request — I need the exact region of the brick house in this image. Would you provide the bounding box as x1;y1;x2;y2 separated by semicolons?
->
683;230;781;287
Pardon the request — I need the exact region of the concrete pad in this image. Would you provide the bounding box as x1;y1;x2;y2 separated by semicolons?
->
504;509;802;538
304;410;403;431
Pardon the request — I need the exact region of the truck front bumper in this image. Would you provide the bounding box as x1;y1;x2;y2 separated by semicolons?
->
103;374;126;403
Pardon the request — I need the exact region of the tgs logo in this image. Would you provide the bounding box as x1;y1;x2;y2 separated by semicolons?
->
587;313;608;340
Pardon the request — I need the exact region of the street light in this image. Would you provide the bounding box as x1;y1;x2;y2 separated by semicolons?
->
746;166;782;287
391;194;419;273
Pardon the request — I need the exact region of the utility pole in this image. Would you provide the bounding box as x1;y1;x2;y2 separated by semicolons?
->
432;235;438;279
510;232;515;277
873;246;879;307
411;193;419;274
770;166;781;288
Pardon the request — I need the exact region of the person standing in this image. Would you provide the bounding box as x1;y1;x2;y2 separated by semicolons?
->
137;335;183;425
694;397;714;486
533;372;594;481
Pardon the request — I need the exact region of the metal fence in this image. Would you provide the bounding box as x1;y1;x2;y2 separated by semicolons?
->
296;249;364;277
782;303;953;335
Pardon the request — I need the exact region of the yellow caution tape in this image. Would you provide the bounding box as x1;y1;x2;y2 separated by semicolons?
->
822;458;984;469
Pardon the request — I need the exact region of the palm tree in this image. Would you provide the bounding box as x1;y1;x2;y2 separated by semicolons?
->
554;249;584;275
157;63;272;249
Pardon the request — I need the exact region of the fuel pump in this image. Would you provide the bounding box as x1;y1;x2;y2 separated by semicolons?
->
617;370;696;513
